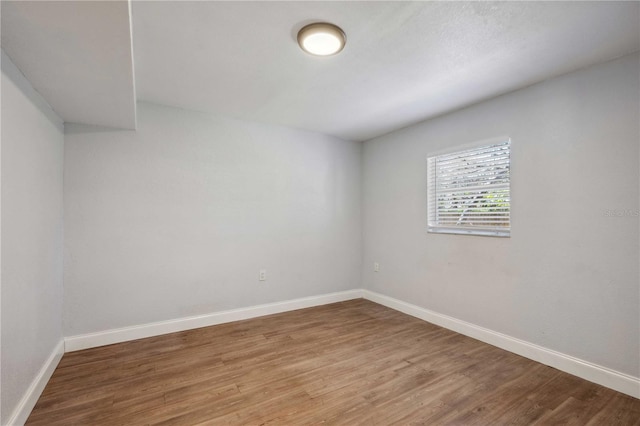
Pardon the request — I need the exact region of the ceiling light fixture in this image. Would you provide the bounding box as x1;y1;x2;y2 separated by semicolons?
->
297;22;346;56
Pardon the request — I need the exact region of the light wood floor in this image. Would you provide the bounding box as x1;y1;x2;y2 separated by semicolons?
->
28;299;639;425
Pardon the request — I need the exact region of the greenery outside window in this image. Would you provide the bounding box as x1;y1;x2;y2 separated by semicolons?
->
427;138;511;237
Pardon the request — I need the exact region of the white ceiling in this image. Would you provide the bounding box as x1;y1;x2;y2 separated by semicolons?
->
1;0;136;129
2;1;639;141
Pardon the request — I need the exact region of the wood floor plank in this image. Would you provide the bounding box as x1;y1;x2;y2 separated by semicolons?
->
27;299;640;425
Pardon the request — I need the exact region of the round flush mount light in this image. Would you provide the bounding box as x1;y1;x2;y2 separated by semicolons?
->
297;22;346;56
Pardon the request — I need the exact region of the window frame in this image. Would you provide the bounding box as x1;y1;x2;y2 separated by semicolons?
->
427;137;511;238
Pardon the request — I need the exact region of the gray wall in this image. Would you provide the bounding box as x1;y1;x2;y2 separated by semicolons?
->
362;53;640;377
63;102;362;336
1;51;65;424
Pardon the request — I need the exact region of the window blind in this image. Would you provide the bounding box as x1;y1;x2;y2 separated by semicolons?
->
427;139;511;237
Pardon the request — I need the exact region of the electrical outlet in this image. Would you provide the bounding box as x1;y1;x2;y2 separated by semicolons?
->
259;269;267;281
374;262;379;272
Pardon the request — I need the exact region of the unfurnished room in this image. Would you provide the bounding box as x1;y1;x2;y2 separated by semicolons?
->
1;1;639;425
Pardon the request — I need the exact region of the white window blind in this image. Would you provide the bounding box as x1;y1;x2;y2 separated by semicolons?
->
427;139;511;237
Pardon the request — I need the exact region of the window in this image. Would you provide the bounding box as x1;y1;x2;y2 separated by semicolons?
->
427;138;511;237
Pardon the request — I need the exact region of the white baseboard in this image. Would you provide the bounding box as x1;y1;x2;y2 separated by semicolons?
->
362;290;640;399
62;288;639;399
65;289;363;352
6;340;64;426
